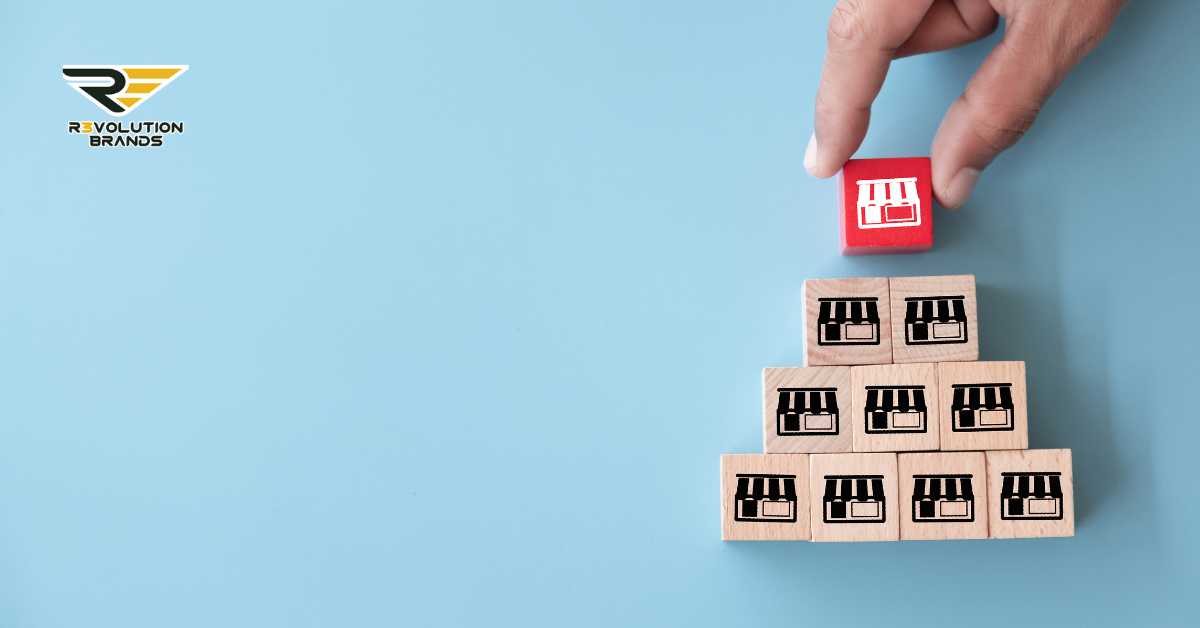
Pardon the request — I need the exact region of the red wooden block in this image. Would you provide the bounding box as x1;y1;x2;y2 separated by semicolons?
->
839;157;934;255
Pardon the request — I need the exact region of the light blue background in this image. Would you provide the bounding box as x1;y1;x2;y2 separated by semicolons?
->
1;1;1197;626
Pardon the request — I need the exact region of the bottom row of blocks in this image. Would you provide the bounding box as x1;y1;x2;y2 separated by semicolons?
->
721;449;1073;541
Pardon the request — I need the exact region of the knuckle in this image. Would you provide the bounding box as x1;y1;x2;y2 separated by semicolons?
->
1063;13;1116;62
828;0;871;49
961;92;1041;153
970;13;1000;39
1014;1;1120;67
815;85;868;120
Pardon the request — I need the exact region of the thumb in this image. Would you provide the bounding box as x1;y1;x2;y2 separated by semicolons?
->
930;10;1113;208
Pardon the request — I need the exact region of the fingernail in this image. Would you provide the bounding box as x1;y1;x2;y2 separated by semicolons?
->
942;167;980;209
803;132;819;175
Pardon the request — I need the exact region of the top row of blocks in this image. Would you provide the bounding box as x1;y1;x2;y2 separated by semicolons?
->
804;275;978;366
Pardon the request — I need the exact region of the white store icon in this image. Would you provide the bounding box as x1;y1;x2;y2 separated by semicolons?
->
855;177;921;229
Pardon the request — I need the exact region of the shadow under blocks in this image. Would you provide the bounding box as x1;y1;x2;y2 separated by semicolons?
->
724;275;1074;541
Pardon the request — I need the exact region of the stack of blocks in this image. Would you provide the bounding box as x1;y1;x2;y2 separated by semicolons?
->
721;275;1075;541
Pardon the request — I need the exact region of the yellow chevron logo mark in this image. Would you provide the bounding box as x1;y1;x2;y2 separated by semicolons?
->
62;65;188;117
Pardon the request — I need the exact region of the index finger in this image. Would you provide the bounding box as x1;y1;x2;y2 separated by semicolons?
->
807;0;934;178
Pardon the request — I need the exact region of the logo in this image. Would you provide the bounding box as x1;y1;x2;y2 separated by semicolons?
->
854;176;922;229
63;65;187;116
63;64;187;148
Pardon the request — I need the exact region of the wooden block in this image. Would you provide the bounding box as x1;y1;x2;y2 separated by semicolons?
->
986;449;1074;538
851;363;940;452
763;367;853;454
721;454;811;541
803;277;892;366
808;453;899;542
889;275;979;364
898;452;989;540
839;157;934;255
937;361;1029;451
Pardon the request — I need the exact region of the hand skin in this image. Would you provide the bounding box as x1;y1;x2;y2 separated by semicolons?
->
804;0;1125;208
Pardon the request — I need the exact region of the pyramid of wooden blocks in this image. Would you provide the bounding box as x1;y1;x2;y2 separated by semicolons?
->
723;274;1075;542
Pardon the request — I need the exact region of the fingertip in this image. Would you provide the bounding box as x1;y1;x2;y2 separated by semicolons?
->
804;132;845;179
935;167;979;209
811;160;841;179
803;132;820;176
931;98;985;209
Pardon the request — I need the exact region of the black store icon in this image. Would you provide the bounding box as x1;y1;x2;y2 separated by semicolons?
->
951;383;1015;431
734;474;798;523
822;475;886;523
1000;472;1064;520
817;297;880;346
904;295;968;345
912;474;975;522
776;387;839;436
864;385;928;433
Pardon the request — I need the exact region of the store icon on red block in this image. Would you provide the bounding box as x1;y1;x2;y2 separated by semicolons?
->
839;157;933;255
856;177;921;229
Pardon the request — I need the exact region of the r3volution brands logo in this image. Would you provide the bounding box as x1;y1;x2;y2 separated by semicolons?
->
62;65;187;147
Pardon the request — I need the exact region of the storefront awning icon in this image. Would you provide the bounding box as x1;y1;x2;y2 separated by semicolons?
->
856;177;921;229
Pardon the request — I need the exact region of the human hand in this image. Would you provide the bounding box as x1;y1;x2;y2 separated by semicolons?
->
804;0;1124;208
